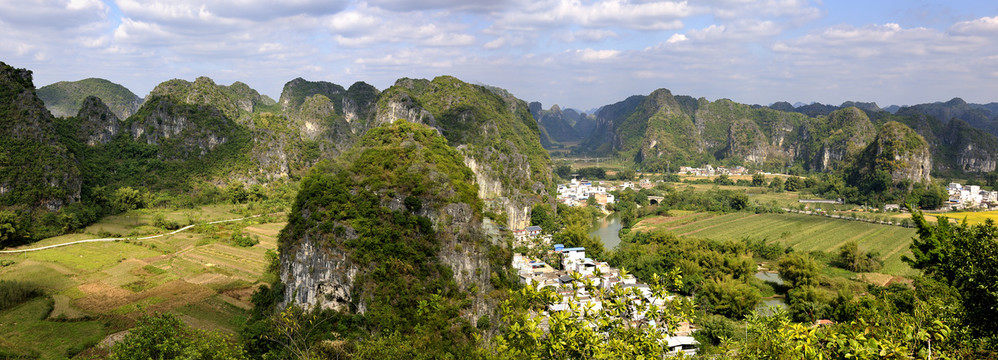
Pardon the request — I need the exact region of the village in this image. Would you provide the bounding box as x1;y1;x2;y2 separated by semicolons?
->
947;182;998;210
511;230;699;356
555;177;659;207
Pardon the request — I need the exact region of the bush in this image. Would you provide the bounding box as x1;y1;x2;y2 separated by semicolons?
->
0;280;42;310
111;313;246;360
152;213;181;230
694;314;735;346
231;231;259;247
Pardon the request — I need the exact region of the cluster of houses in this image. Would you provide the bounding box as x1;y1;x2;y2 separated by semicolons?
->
512;245;699;356
556;178;616;207
556;178;660;208
947;183;998;209
678;165;747;176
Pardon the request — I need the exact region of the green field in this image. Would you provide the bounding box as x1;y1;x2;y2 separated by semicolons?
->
634;212;918;276
0;204;286;357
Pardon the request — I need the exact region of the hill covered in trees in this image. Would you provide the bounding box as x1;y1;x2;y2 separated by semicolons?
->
37;78;143;120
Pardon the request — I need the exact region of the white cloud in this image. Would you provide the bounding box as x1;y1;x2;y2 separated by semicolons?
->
0;0;107;29
491;0;691;31
558;29;619;42
950;16;998;35
576;48;621;61
366;0;515;12
325;7;478;48
665;33;687;43
115;0;348;22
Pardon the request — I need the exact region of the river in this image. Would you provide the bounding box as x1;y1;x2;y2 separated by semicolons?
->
589;214;623;250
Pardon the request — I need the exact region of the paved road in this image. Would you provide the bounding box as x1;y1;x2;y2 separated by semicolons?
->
0;214;272;254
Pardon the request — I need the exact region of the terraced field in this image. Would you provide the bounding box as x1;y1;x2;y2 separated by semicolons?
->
633;212;918;276
0;205;285;358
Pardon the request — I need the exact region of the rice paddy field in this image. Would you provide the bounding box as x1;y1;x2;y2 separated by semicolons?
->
930;210;998;225
0;204;287;359
633;211;918;276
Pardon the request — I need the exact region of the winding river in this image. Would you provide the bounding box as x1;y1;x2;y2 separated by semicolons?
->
589;214;623;250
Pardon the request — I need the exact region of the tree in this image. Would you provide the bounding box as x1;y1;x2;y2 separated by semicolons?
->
751;173;766;187
769;177;784;192
698;275;761;319
617;168;636;181
112;187;145;213
714;174;734;186
484;272;695;359
784;176;803;192
553;224;605;260
226;182;249;204
248;184;267;202
906;210;998;337
985;171;998;187
835;241;882;272
111;313;246;360
530;204;556;232
554;164;572;180
778;253;818;288
0;210;25;247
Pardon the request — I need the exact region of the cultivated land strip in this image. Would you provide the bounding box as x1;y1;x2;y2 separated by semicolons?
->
0;214;273;254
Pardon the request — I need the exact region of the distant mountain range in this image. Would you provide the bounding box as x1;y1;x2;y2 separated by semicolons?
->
527;90;997;179
2;62;552;233
9;61;998;224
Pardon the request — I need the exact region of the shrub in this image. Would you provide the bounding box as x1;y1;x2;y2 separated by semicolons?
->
0;280;41;310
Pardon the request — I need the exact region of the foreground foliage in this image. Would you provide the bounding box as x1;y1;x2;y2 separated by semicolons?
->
111;314;246;360
482;272;695;359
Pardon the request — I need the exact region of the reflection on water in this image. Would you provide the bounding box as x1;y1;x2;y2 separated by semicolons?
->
754;271;787;316
755;297;788;316
590;214;623;250
754;271;784;285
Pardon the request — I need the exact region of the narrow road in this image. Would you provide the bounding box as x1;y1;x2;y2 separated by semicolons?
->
0;214;278;254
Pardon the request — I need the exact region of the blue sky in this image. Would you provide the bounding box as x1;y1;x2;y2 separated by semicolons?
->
1;0;996;111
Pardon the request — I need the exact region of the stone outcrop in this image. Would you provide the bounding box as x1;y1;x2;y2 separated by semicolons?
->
126;97;233;158
75;96;120;146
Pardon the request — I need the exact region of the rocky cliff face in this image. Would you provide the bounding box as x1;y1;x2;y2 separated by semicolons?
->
74;96;120;146
0;62;81;210
853;121;932;185
939;119;997;173
813;107;876;171
282;233;361;312
126;96;237;158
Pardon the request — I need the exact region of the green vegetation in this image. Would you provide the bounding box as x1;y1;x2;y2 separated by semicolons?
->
907;211;998;337
611;231;756;307
274;120;496;358
636;212;917;275
36;78;141;119
0;202;282;357
0;297;106;359
0;280;41;310
110;313;246;359
380;77;553;207
483;273;695;359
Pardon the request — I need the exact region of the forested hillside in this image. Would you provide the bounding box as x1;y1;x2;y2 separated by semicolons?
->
37;78;142;120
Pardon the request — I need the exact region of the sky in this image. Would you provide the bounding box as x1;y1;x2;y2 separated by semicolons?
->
1;0;996;112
